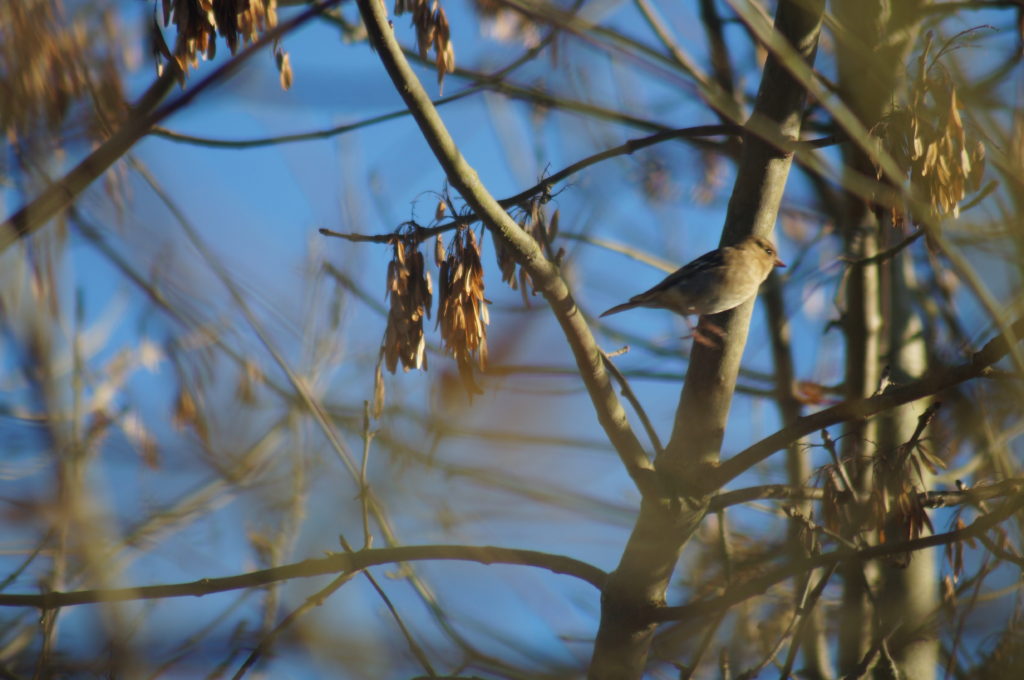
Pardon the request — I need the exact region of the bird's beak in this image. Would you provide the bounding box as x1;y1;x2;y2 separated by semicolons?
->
774;257;786;268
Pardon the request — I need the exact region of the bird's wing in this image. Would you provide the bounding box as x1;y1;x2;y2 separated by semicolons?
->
636;247;727;298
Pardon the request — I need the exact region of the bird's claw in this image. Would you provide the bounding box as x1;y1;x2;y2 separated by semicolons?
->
683;320;726;348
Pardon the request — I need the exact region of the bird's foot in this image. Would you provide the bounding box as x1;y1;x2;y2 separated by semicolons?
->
683;320;726;348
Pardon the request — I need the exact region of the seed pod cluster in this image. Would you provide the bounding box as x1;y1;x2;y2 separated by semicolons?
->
872;35;985;224
158;0;278;77
395;0;456;90
2;1;124;149
381;234;433;373
437;229;488;394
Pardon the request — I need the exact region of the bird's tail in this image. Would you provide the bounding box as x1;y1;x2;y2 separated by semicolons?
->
599;300;640;317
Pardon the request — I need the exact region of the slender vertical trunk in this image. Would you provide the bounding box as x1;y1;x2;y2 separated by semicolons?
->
833;0;886;669
877;251;937;679
831;0;929;674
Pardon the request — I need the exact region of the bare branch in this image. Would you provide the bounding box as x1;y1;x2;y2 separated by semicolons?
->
655;491;1024;623
0;544;606;609
715;318;1024;487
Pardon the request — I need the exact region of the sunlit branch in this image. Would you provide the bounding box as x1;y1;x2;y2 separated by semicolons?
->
355;0;657;493
0;545;607;609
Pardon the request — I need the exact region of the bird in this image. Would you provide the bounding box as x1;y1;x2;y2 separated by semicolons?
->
600;235;785;343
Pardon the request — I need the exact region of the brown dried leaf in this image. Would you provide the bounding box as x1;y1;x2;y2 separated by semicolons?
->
173;389;197;431
436;228;489;395
381;232;433;373
435;234;445;267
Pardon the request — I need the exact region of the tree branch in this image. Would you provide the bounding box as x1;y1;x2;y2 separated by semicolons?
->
320;124;746;245
714;317;1024;486
0;544;606;609
654;491;1024;623
706;478;1024;512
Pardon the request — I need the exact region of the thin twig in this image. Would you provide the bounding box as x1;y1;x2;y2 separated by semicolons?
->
0;531;53;593
340;536;436;677
232;570;359;680
151;88;477;148
678;609;729;680
840;230;925;266
822;429;858;498
360;403;375;549
0;544;606;609
778;563;838;678
600;350;662;455
318;125;839;247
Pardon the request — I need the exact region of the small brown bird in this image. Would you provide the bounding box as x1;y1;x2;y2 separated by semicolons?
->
600;235;785;340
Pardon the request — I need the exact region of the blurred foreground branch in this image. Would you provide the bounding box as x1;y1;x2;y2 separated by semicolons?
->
0;1;336;252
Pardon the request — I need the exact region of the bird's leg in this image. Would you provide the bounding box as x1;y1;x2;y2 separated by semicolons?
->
684;317;726;348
